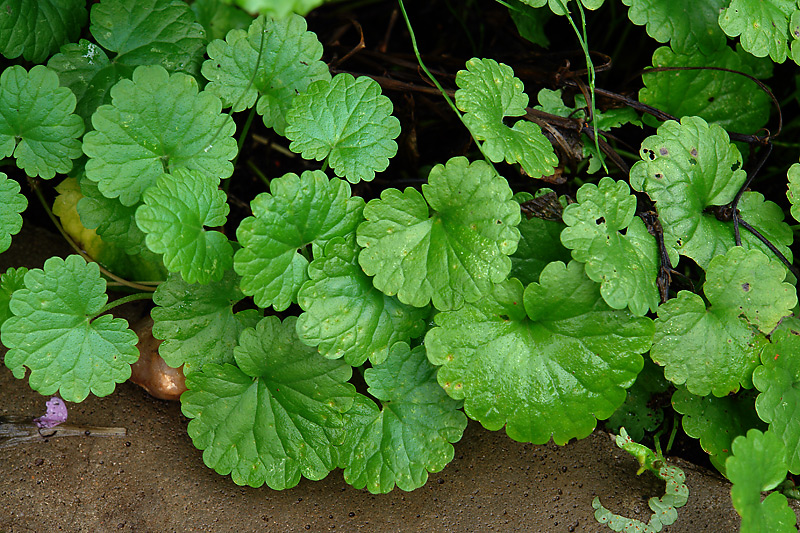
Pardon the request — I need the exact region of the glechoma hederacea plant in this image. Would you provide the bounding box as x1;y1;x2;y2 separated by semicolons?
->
1;0;800;530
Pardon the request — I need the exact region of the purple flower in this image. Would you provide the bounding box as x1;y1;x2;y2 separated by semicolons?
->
34;397;68;429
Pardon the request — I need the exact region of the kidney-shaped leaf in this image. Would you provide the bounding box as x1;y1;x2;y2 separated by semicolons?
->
83;65;237;206
234;170;364;311
181;316;355;489
338;343;467;493
719;0;799;64
357;157;520;310
285;73;400;183
1;255;139;402
426;262;653;445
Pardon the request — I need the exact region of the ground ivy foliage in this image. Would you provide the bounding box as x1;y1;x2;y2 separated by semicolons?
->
630;116;792;269
0;172;27;253
651;247;779;397
82;64;237;206
151;270;260;375
0;0;87;63
0;65;84;179
426;263;653;445
338;343;467;494
0;255;139;403
135;168;233;284
235;170;365;311
203;14;330;135
296;235;428;366
455;58;558;178
561;177;660;316
181;316;355;489
285;73;401;184
719;0;800;64
727;429;797;532
357;157;520;310
620;0;728;54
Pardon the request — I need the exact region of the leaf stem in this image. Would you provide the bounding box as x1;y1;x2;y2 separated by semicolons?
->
27;177;158;293
93;292;154;319
247;160;270;187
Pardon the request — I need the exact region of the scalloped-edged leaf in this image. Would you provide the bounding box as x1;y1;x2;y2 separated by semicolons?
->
754;330;800;473
82;64;237;206
728;429;796;532
719;0;799;64
180;315;355;489
455;58;557;178
0;255;139;402
357;157;520;311
704;247;796;333
520;0;605;16
425;263;653;445
672;387;765;477
47;0;206;128
296;236;428;366
651;248;773;396
76;174;147;256
234;170;364;311
0;65;84;179
284;73;400;184
629;116;793;269
620;0;728;54
191;0;253;41
202;14;330;136
338;343;467;493
0;0;87;63
135;168;232;284
606;358;669;441
788;162;800;223
151;270;260;375
639;46;771;134
561;177;659;316
0;267;27;328
0;173;26;253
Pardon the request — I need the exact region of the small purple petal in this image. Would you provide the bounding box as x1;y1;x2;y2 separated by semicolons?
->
34;397;68;429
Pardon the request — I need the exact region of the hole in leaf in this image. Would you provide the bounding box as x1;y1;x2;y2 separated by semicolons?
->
654;173;663;179
643;149;655;160
708;97;715;103
595;217;605;225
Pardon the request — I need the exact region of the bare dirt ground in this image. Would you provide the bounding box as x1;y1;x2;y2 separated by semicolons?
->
1;226;796;532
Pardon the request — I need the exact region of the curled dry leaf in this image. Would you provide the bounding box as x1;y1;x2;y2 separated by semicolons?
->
130;315;186;401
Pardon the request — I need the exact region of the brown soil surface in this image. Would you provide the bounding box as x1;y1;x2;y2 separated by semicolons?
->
1;226;797;532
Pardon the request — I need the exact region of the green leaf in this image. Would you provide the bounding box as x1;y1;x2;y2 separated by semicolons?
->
135;168;233;284
639;46;771;134
191;0;253;41
727;429;796;532
630;116;792;269
455;58;558;178
234;170;364;311
606;358;669;441
672;387;765;477
0;173;26;253
296;236;428;366
508;0;551;48
338;343;467;493
202;14;330;135
510;214;570;286
47;0;207;128
1;255;139;402
561;177;660;316
77;174;148;256
83;65;237;206
357;157;521;310
285;73;401;184
0;0;87;63
719;0;799;64
0;65;84;179
228;0;325;18
151;270;259;375
425;263;653;445
651;247;776;396
788;162;800;223
620;0;728;54
703;247;796;333
0;267;27;328
180;316;355;489
520;0;605;16
754;330;800;473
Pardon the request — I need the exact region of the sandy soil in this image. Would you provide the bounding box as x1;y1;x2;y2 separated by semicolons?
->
0;226;795;532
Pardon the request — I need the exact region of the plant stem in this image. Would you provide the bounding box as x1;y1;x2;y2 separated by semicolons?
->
247;159;270;186
27;177;158;293
92;292;154;319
